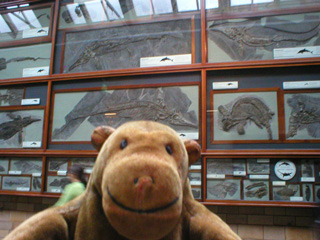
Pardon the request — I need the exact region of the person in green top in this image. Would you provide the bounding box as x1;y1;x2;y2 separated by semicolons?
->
54;164;87;206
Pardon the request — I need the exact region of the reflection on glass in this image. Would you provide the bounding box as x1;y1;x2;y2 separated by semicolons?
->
206;0;218;9
0;16;11;33
132;0;152;16
177;0;198;12
231;0;251;6
152;0;172;14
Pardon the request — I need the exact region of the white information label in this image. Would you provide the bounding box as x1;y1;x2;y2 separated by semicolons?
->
22;27;49;38
22;66;49;77
249;175;269;180
32;173;42;177
274;46;320;59
9;171;22;175
140;54;192;67
57;171;67;176
272;181;286;186
16;187;30;191
233;171;246;176
51;188;62;193
283;80;320;90
178;132;199;140
22;141;41;148
189;165;202;170
290;196;303;202
190;180;201;186
301;177;315;182
207;174;225;179
212;81;238;90
84;169;93;174
257;158;270;163
21;98;41;105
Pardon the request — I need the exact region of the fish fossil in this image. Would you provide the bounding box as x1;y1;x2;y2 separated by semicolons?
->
33;177;41;190
0;113;41;143
4;179;28;187
247;160;269;173
192;189;201;199
0;57;49;71
52;88;198;140
207;159;233;175
49;161;68;171
274;186;298;200
305;185;311;201
49;178;70;189
207;181;238;199
286;94;320;138
208;14;320;60
218;96;275;139
301;160;313;177
245;182;268;199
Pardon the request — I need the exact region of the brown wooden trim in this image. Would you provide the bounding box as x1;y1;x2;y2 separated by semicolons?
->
42;80;52;150
202;200;318;208
201;0;206;64
41;155;46;193
210;88;282;144
0;2;53;14
191;15;196;64
201;150;320;157
206;5;320;21
0;105;45;111
201;69;207;152
59;30;66;73
49;0;60;76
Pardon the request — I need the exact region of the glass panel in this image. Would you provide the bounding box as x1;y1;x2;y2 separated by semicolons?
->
152;0;172;14
207;12;320;63
0;5;52;43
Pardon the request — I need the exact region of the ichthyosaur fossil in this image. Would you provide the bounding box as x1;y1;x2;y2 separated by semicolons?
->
208;14;320;60
218;96;275;139
0;57;49;71
0;113;41;143
286;94;320;139
52;87;198;140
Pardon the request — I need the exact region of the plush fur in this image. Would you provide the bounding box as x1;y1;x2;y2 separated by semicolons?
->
4;121;241;240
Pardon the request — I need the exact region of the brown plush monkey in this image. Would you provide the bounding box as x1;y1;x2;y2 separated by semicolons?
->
4;121;241;240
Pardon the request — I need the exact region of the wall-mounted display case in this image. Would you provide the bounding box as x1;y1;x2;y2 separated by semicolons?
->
0;0;319;208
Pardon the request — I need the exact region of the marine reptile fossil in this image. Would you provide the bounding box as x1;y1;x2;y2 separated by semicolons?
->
68;34;177;71
0;57;49;71
286;94;320;138
0;113;41;143
274;186;298;200
0;88;24;106
52;88;198;140
13;161;42;173
4;179;28;187
248;160;269;173
49;178;70;189
208;14;320;60
218;96;275;139
207;181;238;199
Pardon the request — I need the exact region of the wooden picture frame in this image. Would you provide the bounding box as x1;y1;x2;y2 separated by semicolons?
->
210;88;281;144
50;83;200;143
0;107;45;149
284;90;320;142
60;17;195;73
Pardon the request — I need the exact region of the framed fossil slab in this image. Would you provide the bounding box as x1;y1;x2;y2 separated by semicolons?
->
0;87;24;106
243;180;269;201
315;185;320;202
71;157;95;174
207;12;320;63
189;172;201;186
31;176;42;192
51;85;199;142
0;158;9;174
247;159;270;175
284;91;320;141
211;89;280;143
207;158;246;176
0;43;52;80
0;4;53;45
0;108;45;149
47;158;69;172
302;183;313;202
46;176;70;193
191;187;201;200
272;184;300;201
301;159;315;179
10;158;42;174
61;18;192;73
2;176;31;191
206;179;241;200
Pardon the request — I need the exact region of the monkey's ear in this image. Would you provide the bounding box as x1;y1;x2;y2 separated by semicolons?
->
91;126;115;151
183;139;201;166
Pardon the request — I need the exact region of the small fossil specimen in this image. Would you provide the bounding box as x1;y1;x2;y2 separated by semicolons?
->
218;96;275;139
13;161;42;173
286;94;320;138
245;182;268;199
207;181;238;199
49;178;70;189
33;177;41;190
0;88;24;106
274;185;299;200
305;185;311;201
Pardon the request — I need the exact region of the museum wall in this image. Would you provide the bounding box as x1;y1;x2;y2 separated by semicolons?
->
0;0;320;239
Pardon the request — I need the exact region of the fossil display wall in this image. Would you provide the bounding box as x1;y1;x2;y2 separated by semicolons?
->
0;0;319;207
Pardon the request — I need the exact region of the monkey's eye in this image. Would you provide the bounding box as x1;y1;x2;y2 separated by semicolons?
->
120;139;127;149
165;145;173;155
